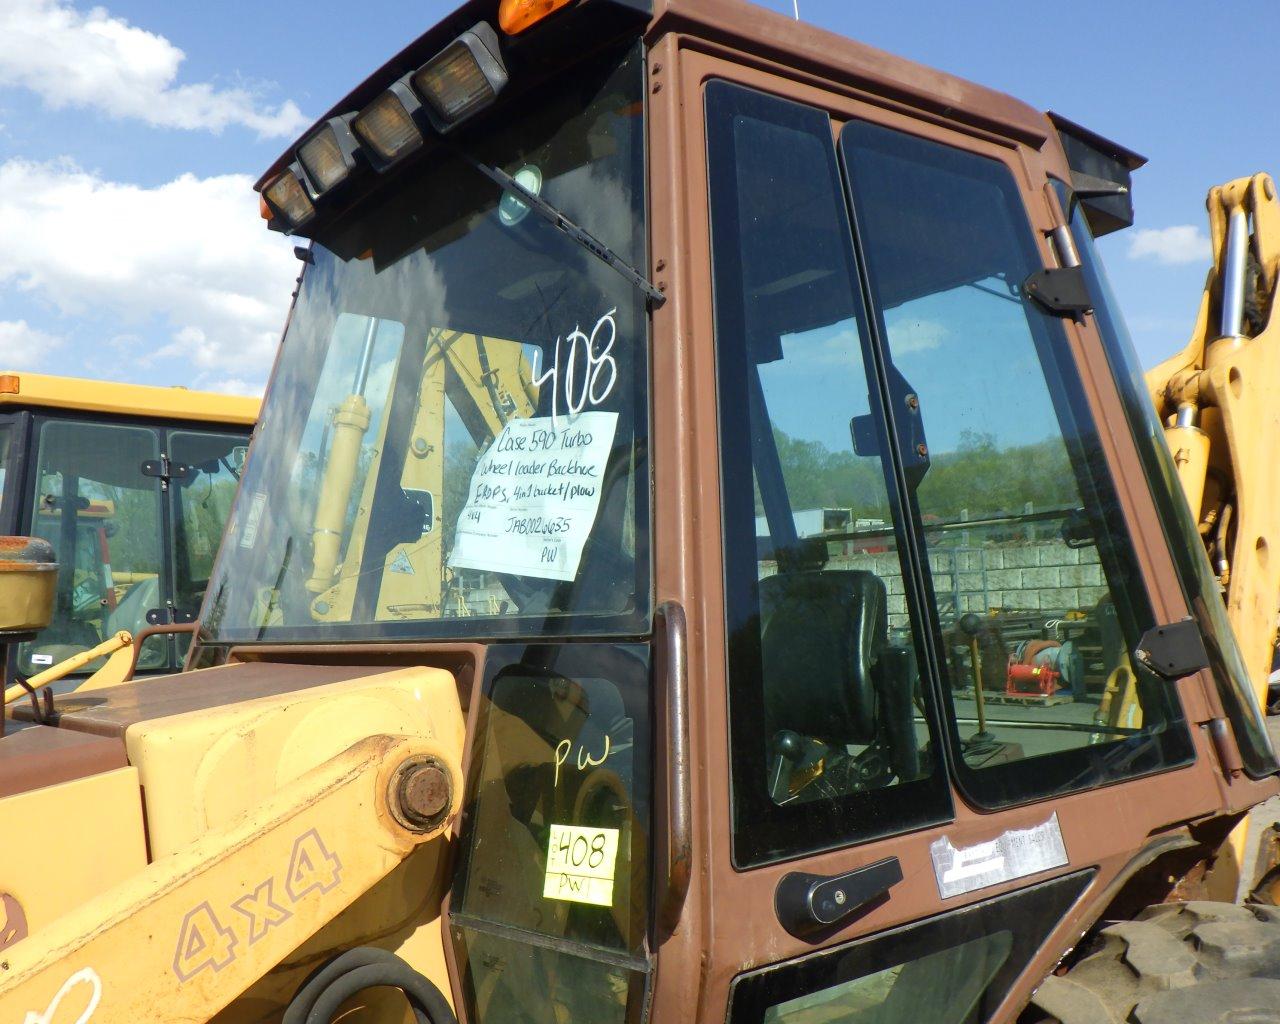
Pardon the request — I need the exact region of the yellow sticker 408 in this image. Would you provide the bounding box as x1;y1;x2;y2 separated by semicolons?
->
543;824;620;907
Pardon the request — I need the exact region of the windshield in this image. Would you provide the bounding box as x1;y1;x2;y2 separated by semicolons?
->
202;45;648;644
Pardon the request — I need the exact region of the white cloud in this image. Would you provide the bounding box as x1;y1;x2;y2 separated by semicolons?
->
0;0;308;138
204;377;264;398
0;319;63;367
885;315;949;355
0;158;298;387
1128;225;1210;266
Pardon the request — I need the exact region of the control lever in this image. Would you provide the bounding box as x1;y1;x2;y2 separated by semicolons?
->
775;856;902;938
958;613;1001;754
767;730;806;804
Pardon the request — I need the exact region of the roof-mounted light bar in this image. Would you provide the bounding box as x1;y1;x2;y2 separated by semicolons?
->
261;21;510;231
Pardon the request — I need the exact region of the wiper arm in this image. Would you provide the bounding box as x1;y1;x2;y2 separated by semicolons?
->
455;149;666;308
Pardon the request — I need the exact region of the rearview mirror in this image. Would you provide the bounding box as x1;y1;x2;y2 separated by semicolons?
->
0;537;57;642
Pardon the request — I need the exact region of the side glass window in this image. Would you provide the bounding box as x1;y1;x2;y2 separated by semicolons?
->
729;873;1091;1024
449;644;651;1024
1060;180;1276;777
706;81;952;868
20;420;162;675
0;423;12;518
839;121;1195;805
171;430;249;663
171;431;248;614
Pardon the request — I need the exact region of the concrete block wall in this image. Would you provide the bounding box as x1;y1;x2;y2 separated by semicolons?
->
761;541;1105;631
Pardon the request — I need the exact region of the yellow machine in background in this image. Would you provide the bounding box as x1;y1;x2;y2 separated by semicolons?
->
1148;174;1280;714
0;371;257;690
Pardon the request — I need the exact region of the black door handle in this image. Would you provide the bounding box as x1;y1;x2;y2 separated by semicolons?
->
775;856;902;938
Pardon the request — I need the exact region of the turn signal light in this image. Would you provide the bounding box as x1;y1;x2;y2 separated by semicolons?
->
411;24;507;130
263;169;315;228
352;87;424;165
0;374;19;394
498;0;573;35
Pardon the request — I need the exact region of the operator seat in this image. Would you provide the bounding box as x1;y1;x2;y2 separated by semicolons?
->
758;567;920;787
759;569;886;746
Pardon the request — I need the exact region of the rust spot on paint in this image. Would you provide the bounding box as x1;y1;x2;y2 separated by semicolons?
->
0;892;28;952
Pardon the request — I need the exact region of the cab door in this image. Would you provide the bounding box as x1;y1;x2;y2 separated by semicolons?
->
10;417;251;683
691;66;1206;1024
18;416;165;679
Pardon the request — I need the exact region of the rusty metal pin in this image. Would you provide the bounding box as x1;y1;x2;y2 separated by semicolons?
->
389;756;453;833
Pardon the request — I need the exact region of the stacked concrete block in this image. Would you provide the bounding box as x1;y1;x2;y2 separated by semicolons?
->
757;539;1107;631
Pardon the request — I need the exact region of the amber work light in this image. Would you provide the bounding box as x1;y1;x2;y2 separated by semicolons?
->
352;84;425;166
298;118;359;195
411;23;508;132
263;168;316;228
498;0;574;35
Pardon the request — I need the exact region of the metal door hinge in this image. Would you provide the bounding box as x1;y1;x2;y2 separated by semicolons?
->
145;606;197;626
141;454;193;491
1024;266;1093;316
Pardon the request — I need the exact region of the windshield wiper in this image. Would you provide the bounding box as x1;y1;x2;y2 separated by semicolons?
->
453;148;666;308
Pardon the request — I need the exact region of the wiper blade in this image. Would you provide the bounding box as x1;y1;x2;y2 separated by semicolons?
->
456;149;666;308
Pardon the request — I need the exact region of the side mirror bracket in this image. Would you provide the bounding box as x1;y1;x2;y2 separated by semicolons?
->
1135;618;1210;681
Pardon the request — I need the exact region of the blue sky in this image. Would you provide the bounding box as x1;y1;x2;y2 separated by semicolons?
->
0;0;1275;395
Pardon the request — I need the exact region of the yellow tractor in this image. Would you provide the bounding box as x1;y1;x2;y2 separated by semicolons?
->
4;2;1280;1023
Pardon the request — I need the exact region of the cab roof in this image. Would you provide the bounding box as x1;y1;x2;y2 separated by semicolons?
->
0;372;259;427
259;0;1050;190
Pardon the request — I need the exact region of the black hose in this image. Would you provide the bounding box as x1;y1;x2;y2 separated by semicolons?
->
282;947;457;1024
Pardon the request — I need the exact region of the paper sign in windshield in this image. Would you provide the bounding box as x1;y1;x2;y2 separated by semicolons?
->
543;824;619;907
449;412;618;582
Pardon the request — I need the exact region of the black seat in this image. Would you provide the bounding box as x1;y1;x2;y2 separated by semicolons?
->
758;569;887;746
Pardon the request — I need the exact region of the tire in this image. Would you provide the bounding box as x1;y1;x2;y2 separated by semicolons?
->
1028;901;1280;1023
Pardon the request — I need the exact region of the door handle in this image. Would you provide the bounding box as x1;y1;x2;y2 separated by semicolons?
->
775;856;902;938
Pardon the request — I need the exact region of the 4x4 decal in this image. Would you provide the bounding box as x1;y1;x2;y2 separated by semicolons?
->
171;829;342;983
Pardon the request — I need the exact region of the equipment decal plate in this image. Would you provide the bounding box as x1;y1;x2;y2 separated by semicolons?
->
930;812;1068;899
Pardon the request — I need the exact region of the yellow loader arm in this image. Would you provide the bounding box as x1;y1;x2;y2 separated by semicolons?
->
308;327;536;624
1147;173;1280;710
0;733;459;1024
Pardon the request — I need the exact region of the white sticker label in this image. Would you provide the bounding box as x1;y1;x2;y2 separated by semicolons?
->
449;412;618;582
930;813;1068;899
239;492;267;548
30;654;54;666
543;824;619;907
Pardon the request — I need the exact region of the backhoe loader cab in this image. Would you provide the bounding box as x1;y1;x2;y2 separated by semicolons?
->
4;2;1280;1023
0;373;257;683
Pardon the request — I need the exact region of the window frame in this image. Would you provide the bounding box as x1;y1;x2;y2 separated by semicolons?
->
706;77;1200;870
705;79;955;869
835;118;1197;810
